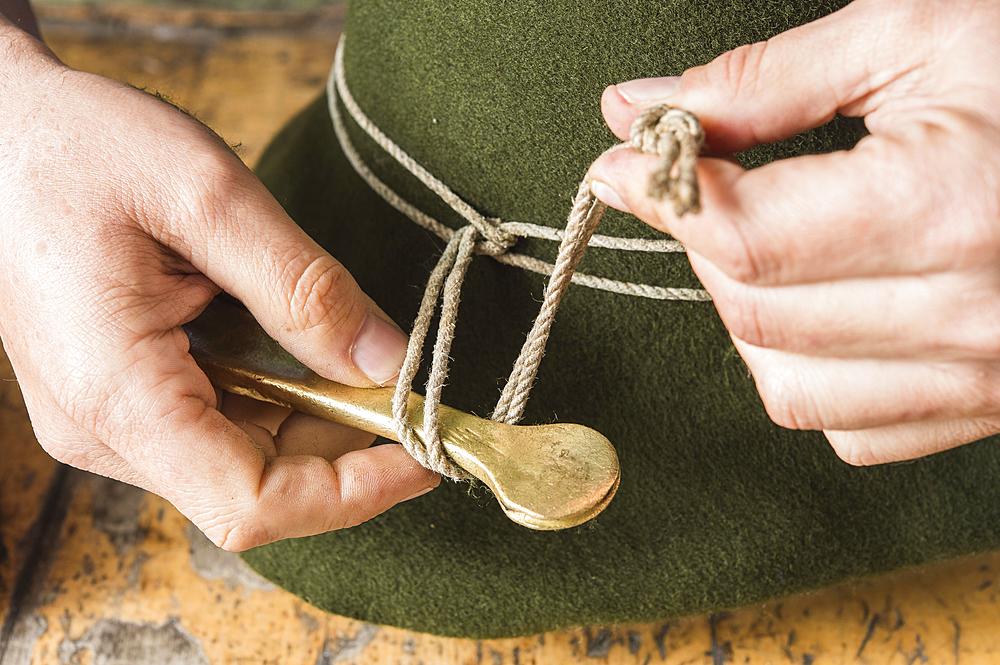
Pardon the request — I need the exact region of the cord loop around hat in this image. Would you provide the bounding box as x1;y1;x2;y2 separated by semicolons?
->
329;37;705;479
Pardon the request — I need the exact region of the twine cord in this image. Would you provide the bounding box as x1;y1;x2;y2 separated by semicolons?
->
328;40;711;300
390;226;479;477
328;37;706;478
491;180;607;424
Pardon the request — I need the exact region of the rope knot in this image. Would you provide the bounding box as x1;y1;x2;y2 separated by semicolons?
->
332;37;709;480
629;104;705;217
474;219;518;256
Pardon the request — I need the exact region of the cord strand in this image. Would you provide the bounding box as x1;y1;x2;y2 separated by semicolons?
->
332;37;705;478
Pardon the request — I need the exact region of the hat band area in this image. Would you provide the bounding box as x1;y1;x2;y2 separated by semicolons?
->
326;37;710;304
326;35;710;477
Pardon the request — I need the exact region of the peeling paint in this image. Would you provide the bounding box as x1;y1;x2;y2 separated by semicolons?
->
584;627;614;658
126;552;150;588
627;630;642;654
57;618;207;665
88;477;146;554
4;19;1000;662
296;606;321;634
2;614;47;665
184;523;273;590
316;624;379;664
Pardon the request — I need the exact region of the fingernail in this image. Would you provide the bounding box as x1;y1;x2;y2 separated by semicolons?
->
351;313;408;385
403;485;436;502
591;180;630;212
617;76;680;104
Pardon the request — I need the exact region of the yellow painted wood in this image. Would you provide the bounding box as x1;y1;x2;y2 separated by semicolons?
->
13;452;1000;665
2;5;1000;662
0;357;60;629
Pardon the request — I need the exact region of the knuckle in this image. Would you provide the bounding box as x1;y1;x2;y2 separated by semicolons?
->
212;518;269;553
326;461;369;531
141;407;199;460
31;424;114;473
754;366;819;430
701;40;772;112
948;300;1000;359
956;364;1000;415
859;136;937;229
274;456;363;533
154;390;212;429
35;433;75;465
196;498;270;553
964;334;1000;362
943;160;1000;268
195;482;270;553
281;255;359;336
955;212;1000;267
865;127;1000;272
111;379;209;450
60;376;116;438
172;146;249;234
877;1;937;50
710;220;774;285
713;287;777;349
825;431;880;467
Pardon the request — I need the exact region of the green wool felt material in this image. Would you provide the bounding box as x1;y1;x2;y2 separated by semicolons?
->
240;1;1000;638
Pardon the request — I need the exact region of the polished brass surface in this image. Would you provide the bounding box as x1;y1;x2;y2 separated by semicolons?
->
184;299;620;530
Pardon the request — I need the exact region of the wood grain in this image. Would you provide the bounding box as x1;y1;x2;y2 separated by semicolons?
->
2;5;1000;663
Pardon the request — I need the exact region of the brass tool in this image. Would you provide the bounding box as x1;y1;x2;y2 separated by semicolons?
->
185;299;620;530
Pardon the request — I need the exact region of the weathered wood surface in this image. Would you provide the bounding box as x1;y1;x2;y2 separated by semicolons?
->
2;5;1000;663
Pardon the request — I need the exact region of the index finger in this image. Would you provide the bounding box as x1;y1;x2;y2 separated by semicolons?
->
100;334;438;551
589;122;984;286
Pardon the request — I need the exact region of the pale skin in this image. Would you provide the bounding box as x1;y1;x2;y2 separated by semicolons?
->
591;0;1000;465
0;2;438;551
1;0;997;551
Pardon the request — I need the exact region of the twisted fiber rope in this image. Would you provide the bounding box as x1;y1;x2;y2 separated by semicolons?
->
328;37;706;477
491;180;607;423
329;39;712;296
390;226;479;477
493;107;705;424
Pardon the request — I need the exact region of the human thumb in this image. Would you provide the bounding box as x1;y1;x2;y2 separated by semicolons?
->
168;155;408;388
601;0;922;152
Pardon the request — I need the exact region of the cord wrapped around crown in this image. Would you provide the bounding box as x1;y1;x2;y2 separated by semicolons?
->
390;104;705;478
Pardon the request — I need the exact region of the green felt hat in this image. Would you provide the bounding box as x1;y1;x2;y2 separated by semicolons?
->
240;0;1000;638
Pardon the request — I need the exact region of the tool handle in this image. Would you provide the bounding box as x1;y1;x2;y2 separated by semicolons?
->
184;298;620;531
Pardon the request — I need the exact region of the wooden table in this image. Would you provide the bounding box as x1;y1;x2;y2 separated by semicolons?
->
2;6;1000;663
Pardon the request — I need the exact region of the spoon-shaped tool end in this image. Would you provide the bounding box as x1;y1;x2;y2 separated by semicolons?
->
438;413;620;530
186;298;621;531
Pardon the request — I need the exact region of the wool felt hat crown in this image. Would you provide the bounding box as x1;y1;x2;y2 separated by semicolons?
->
237;0;1000;638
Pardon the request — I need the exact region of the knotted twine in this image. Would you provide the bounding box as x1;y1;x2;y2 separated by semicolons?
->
329;37;713;303
389;104;706;479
